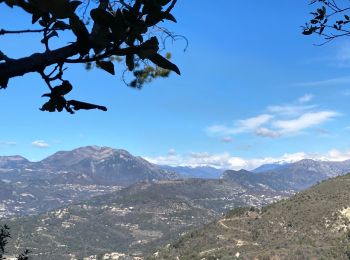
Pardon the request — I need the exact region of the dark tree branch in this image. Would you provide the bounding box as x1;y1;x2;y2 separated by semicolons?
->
0;44;79;88
0;28;46;35
0;0;181;113
65;46;139;63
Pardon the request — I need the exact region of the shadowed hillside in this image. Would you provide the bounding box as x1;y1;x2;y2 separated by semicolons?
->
2;179;288;259
152;173;350;259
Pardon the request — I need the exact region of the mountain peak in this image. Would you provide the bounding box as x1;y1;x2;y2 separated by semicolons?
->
0;155;29;168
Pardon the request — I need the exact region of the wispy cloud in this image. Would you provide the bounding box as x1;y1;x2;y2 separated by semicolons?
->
272;111;340;135
32;140;49;148
206;96;340;139
255;127;281;138
296;76;350;87
267;104;316;116
168;148;177;156
335;41;350;67
0;141;17;147
207;114;274;135
298;94;313;103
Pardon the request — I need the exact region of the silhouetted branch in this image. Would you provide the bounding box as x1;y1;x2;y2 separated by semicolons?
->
0;44;78;88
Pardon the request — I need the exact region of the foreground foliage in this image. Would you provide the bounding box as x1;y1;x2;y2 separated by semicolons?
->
0;0;181;113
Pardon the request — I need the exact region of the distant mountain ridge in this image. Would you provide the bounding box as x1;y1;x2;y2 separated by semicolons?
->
0;146;180;186
222;158;350;191
0;146;181;217
160;165;223;179
2;146;350;218
252;161;290;173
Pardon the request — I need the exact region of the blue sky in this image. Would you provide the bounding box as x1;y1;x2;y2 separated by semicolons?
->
1;1;350;169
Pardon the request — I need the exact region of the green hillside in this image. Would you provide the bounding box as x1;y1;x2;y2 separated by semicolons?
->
152;174;350;259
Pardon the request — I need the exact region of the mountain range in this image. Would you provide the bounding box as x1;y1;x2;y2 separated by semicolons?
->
0;146;180;217
2;146;350;218
2;146;350;258
222;159;350;191
160;165;223;179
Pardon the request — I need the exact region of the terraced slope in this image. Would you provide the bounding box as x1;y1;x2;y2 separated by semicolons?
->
152;174;350;259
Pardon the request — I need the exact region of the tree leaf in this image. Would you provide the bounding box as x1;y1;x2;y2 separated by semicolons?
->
126;54;135;71
32;13;41;24
68;100;107;111
69;0;82;13
149;54;180;75
163;12;177;23
111;9;127;41
52;80;73;96
69;15;89;39
45;0;73;19
52;21;71;30
90;8;114;27
0;76;9;89
97;61;115;75
138;37;159;59
91;27;110;54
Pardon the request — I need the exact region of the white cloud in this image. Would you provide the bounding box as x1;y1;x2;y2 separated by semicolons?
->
145;149;350;171
32;140;49;148
168;148;177;156
267;104;316;116
237;114;274;130
255;127;281;138
272;111;340;134
321;149;350;161
206;97;340;139
298;94;313;103
207;114;274;135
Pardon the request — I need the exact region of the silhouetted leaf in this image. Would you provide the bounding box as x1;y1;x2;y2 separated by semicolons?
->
69;0;82;13
149;54;180;75
92;27;110;54
0;76;9;88
40;99;56;112
31;13;41;24
91;8;114;27
45;0;73;19
111;9;127;41
69;15;89;39
52;21;71;30
126;54;135;71
68;100;107;111
97;61;115;75
164;12;177;22
138;36;159;59
69;14;90;55
53;80;73;96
